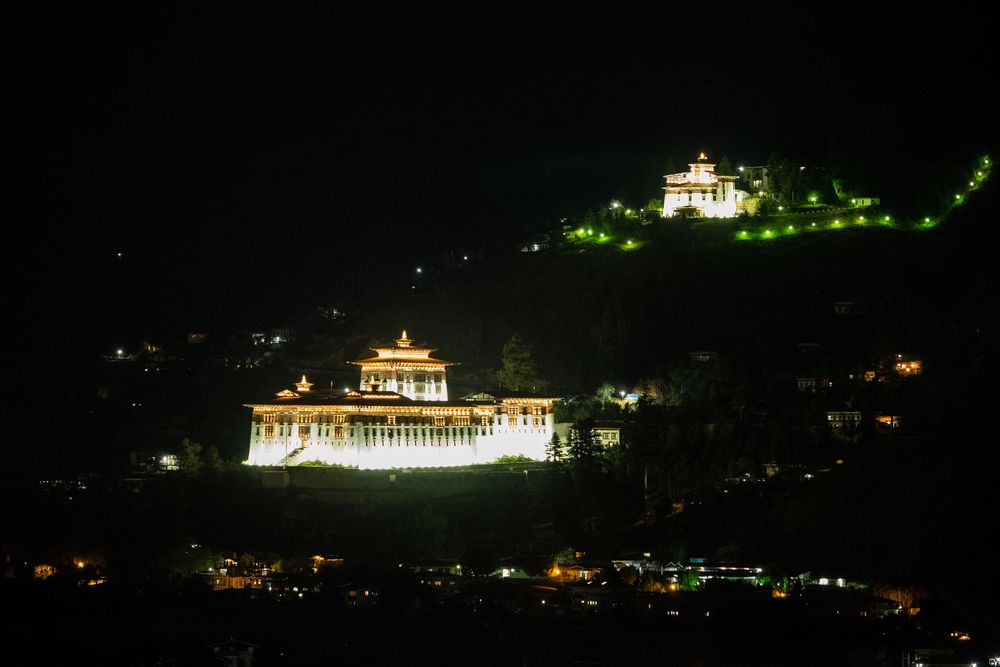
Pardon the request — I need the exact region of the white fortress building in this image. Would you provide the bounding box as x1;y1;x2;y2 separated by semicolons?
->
662;153;742;218
244;331;557;469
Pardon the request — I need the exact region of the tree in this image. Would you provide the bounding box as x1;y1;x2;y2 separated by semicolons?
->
496;334;546;392
179;437;203;474
717;155;735;176
545;433;563;463
202;445;224;473
567;420;600;467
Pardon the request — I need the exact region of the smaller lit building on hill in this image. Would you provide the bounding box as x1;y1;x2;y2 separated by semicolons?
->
662;153;743;218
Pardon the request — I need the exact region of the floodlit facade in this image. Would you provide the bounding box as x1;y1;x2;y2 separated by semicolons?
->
245;332;557;469
662;153;741;218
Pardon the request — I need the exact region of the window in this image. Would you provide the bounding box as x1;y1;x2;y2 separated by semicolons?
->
454;416;470;427
261;413;277;423
480;416;490;427
263;424;275;438
533;416;542;428
508;415;518;428
387;415;397;425
296;413;311;423
434;416;445;427
531;406;543;415
332;414;346;424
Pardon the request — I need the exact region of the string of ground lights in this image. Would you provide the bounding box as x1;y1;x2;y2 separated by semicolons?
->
734;154;992;242
559;155;991;248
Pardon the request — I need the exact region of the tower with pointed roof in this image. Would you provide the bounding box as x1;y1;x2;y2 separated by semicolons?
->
350;330;454;400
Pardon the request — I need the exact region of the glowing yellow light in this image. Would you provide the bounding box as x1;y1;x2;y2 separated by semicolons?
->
758;191;764;196
834;220;840;225
787;225;793;230
970;181;975;187
75;560;85;569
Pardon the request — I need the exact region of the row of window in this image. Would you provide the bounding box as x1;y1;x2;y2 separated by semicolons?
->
366;372;445;383
259;419;546;440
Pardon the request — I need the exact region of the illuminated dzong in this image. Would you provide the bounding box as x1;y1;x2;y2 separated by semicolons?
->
244;331;557;469
662;153;743;218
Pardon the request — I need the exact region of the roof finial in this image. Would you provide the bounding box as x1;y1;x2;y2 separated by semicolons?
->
396;330;412;348
698;152;708;161
295;374;314;392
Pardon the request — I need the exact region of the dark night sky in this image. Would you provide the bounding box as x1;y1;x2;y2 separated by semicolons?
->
5;5;995;360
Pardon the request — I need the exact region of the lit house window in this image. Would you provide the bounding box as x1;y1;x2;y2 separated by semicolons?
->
263;424;275;438
454;416;470;426
480;416;490;427
333;426;344;440
387;416;397;425
509;415;519;428
434;416;446;427
533;416;542;428
296;413;311;423
261;413;277;423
